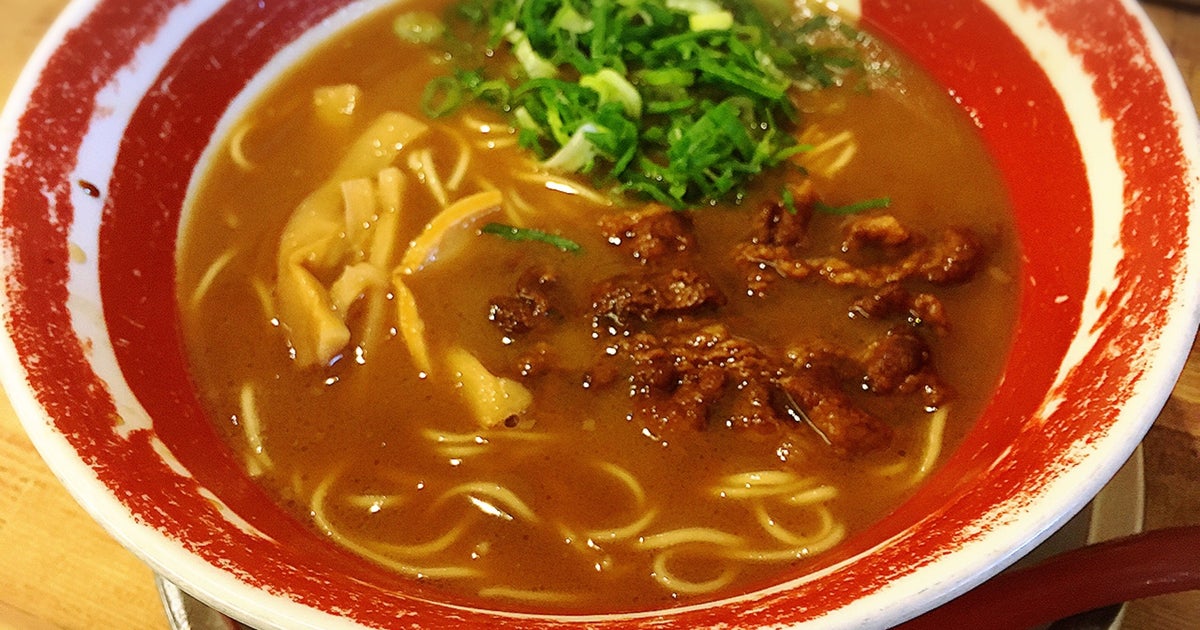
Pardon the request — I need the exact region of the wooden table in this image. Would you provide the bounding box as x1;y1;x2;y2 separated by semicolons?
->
0;2;1197;629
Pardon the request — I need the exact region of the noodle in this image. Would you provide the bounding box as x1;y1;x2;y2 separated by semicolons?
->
309;470;482;580
637;528;744;550
478;587;580;604
711;471;823;500
585;508;658;543
237;383;271;470
227;120;256;171
651;549;739;595
442;127;473;192
432;482;540;523
871;406;950;484
375;522;470;556
753;502;838;548
408;148;449;207
797;127;859;178
514;171;612;206
188;248;236;310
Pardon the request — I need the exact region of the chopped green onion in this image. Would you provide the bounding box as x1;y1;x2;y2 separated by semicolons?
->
511;35;559;79
579;68;643;119
482;223;583;253
542;123;599;172
814;197;893;215
551;4;594;33
424;0;868;208
689;11;733;32
421;76;464;118
781;187;797;215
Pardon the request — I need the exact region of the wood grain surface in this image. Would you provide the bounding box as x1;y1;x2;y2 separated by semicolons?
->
0;2;1197;629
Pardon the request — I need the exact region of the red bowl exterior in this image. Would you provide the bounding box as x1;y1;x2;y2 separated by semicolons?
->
1;0;1196;627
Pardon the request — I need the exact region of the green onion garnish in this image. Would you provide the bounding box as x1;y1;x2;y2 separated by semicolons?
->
482;223;584;253
421;0;866;209
814;197;892;215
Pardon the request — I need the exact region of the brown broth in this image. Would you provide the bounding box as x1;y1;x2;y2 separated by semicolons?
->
177;1;1019;613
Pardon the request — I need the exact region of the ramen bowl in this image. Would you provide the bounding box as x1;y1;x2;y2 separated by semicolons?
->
1;0;1197;628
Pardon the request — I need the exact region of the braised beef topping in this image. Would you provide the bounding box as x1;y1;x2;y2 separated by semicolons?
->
752;184;814;249
489;267;559;336
851;284;948;331
488;191;979;459
591;268;725;329
860;327;948;409
778;371;893;457
601;321;944;456
841;214;913;251
620;324;783;432
598;205;695;263
911;226;984;284
736;216;985;290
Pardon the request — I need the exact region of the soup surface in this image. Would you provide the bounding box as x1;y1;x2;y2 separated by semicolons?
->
177;0;1018;613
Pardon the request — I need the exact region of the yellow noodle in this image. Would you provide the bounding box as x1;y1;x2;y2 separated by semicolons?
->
290;471;305;499
309;469;480;579
753;501;837;548
502;187;535;225
718;470;805;487
460;112;510;134
472;175;499;192
423;428;549;459
871;458;910;478
912;406;948;482
638;528;744;550
345;494;404;510
596;461;647;506
476;137;519;150
188;248;236;310
585;508;658;543
712;471;821;500
513;171;611;206
237;383;271;470
651;549;738;595
797;128;858;179
786;484;839;506
434;482;539;523
478;587;580;604
407;148;449;207
724;523;846;562
373;522;470;556
243;453;265;478
442;127;473;192
250;278;274;320
431;444;489;459
869;407;951;483
227;120;256;171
